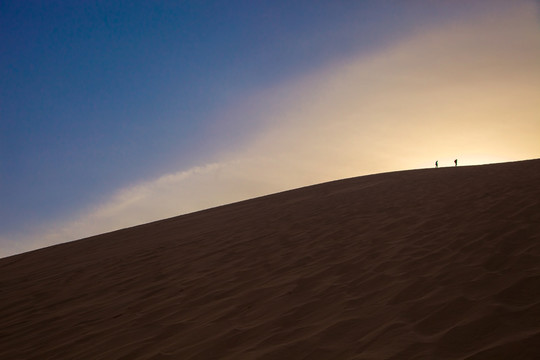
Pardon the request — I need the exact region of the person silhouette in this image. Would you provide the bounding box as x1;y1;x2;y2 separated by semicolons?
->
435;160;438;168
454;159;458;166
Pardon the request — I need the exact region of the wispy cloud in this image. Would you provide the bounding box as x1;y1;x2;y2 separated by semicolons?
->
2;2;539;258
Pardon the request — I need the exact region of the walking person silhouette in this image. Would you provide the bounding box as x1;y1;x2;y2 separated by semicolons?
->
454;159;458;166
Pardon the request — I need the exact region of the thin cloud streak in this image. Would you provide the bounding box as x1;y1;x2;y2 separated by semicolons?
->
2;2;539;257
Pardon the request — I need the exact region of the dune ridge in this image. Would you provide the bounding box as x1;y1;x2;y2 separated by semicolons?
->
1;159;540;359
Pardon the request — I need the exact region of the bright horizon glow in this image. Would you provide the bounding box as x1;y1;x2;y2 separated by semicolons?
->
1;1;539;257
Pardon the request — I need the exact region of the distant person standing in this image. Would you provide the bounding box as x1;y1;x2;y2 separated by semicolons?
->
435;161;438;168
454;159;458;166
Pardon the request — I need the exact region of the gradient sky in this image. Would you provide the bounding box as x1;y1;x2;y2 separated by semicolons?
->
1;0;539;257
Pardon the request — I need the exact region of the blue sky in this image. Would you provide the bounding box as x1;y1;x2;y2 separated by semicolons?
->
1;1;540;257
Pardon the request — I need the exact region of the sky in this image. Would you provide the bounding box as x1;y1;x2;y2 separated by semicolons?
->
1;0;539;257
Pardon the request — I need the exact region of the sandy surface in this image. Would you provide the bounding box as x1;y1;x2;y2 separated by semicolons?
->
1;159;540;359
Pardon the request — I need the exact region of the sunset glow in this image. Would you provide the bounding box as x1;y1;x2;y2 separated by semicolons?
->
1;1;539;257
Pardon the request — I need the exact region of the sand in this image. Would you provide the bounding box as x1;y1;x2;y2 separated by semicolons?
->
1;159;540;359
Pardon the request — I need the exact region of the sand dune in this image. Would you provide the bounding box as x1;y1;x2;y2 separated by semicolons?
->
1;159;540;359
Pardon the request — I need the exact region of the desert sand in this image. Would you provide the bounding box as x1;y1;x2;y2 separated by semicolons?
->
1;159;540;359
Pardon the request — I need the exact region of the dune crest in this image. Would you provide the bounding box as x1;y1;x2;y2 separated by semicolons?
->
1;159;540;359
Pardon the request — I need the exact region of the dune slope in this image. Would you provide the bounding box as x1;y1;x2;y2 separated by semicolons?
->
1;159;540;359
